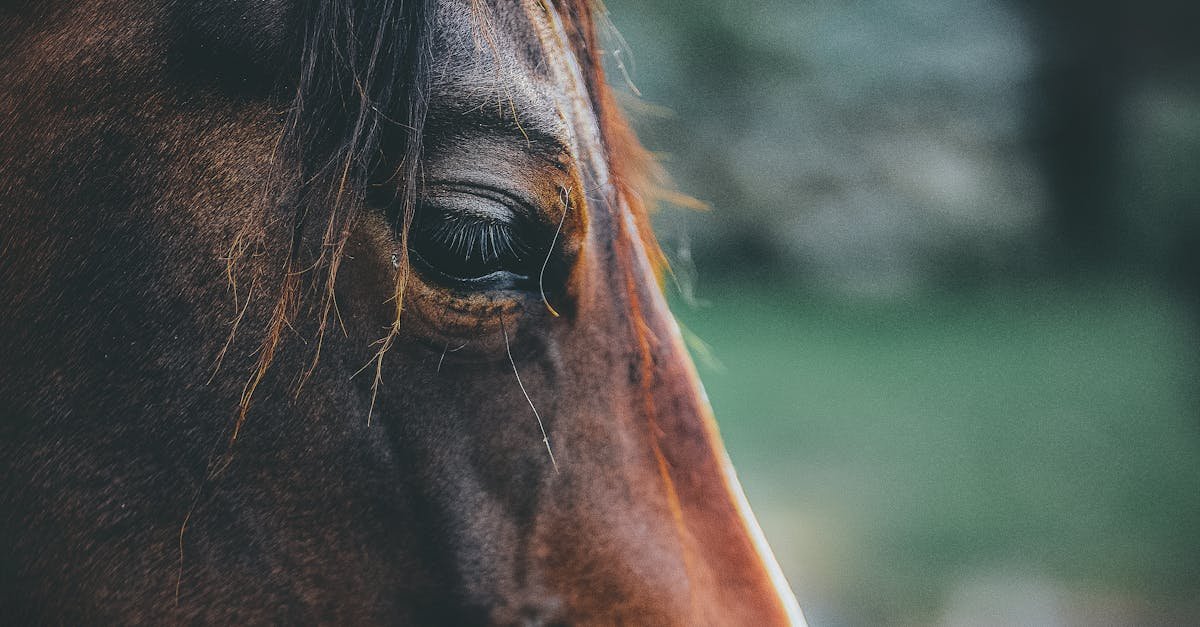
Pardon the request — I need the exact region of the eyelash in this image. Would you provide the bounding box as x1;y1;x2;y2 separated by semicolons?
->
407;197;549;286
418;214;532;266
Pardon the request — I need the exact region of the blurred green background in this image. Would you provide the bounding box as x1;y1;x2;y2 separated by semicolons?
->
603;0;1200;624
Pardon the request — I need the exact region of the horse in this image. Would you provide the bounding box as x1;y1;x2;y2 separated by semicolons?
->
0;1;804;623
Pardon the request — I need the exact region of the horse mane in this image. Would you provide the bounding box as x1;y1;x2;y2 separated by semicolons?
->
220;0;429;437
223;0;665;439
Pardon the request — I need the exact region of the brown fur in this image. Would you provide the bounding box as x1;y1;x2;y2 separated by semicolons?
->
0;1;802;623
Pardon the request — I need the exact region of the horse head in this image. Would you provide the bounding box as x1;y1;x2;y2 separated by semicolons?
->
0;1;803;623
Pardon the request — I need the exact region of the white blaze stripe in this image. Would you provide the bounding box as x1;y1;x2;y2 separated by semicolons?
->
721;453;809;626
623;208;808;626
534;0;611;184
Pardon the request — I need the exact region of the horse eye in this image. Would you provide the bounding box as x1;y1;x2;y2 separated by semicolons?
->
408;188;542;288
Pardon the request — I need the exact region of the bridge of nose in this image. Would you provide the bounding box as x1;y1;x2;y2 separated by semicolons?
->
522;209;803;624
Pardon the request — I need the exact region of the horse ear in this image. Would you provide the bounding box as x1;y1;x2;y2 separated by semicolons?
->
168;0;301;97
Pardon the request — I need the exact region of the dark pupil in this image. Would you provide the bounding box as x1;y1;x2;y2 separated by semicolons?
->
409;207;535;282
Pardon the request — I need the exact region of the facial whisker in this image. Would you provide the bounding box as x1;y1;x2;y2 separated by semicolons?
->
435;339;470;373
539;188;570;317
500;313;558;473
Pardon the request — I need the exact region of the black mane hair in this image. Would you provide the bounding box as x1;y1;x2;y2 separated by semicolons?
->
228;0;436;434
